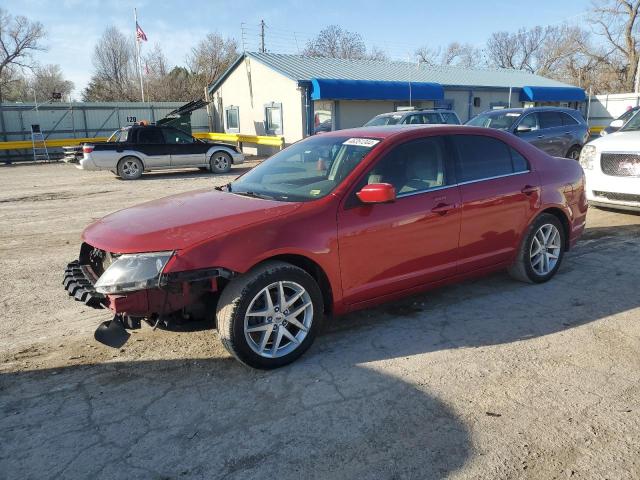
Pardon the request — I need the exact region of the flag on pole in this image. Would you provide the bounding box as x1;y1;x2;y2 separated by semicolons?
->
136;22;147;41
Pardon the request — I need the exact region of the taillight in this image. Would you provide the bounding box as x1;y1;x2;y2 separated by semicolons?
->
83;145;94;154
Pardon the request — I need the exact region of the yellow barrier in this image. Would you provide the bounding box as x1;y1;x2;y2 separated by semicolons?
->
193;132;285;149
0;137;108;151
0;132;283;152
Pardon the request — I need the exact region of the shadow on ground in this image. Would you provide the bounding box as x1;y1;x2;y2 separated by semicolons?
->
1;218;639;479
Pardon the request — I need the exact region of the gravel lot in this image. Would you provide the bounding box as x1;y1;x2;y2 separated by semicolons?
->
1;162;639;479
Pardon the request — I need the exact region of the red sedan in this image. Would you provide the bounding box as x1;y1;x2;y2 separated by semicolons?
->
63;125;587;368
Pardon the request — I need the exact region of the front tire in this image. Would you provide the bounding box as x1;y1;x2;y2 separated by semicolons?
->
508;213;565;283
210;151;232;174
216;261;323;369
566;145;581;161
117;156;143;180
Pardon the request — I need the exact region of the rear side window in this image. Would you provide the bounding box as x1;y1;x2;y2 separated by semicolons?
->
137;128;164;144
560;113;578;126
538;111;563;129
453;135;527;182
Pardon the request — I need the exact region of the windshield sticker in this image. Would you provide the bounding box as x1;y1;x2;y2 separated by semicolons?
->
343;138;380;148
506;113;521;117
309;189;321;196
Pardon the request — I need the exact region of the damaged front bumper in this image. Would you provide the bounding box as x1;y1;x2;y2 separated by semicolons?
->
62;260;107;309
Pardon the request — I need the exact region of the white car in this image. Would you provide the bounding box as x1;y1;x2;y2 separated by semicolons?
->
579;122;640;212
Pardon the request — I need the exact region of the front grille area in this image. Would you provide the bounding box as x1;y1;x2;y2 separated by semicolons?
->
63;261;106;308
593;191;640;203
600;153;640;177
79;242;116;278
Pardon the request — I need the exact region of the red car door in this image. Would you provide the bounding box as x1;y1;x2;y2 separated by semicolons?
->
451;134;540;272
337;136;462;306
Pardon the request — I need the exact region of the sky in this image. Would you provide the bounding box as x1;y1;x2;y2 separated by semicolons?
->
3;0;592;98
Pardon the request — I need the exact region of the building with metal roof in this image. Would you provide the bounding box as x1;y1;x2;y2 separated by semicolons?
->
208;52;585;149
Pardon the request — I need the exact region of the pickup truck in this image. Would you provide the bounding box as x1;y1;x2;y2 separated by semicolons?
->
78;123;244;179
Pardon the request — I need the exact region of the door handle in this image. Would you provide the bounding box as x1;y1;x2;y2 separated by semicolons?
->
521;185;538;195
431;202;456;215
537;135;544;139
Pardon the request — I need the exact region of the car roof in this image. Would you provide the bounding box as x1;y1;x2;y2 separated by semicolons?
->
373;109;455;118
319;124;499;140
479;106;580;116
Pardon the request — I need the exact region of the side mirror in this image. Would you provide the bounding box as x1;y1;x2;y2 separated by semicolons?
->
515;125;532;134
609;119;624;129
356;183;396;204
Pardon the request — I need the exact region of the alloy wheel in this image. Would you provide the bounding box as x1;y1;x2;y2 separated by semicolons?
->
243;281;313;358
530;223;562;276
122;160;140;178
212;154;230;171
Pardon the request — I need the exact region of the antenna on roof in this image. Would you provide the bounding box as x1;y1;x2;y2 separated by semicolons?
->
260;19;266;53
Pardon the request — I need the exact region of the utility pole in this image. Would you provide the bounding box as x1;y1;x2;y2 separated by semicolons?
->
260;20;266;53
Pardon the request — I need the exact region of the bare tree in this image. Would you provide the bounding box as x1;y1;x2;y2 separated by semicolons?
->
304;25;386;60
30;64;73;101
415;42;483;68
0;8;46;102
589;0;640;91
83;26;137;101
187;32;238;92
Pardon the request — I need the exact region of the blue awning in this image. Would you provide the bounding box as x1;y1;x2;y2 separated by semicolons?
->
310;78;444;101
520;86;586;102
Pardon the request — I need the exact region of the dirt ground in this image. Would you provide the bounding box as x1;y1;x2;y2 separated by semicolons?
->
1;162;639;480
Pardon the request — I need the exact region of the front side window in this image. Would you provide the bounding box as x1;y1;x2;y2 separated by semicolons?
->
518;113;539;130
225;106;240;133
265;103;283;135
162;128;194;144
363;137;449;196
229;135;378;201
137;128;164;144
453;135;520;182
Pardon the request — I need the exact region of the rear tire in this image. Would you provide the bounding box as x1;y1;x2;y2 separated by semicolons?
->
508;213;565;283
566;145;581;161
216;261;323;369
117;156;143;180
210;151;232;174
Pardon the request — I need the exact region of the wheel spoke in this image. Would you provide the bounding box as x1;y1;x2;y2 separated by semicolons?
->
246;323;271;333
285;289;304;308
264;288;274;311
288;301;311;320
281;327;300;344
246;308;270;318
285;315;308;332
271;328;284;357
277;282;286;310
258;325;274;353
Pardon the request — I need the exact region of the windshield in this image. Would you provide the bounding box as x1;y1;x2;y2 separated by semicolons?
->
364;114;403;126
229;135;379;201
621;111;640;131
617;108;637;123
107;130;120;142
466;111;521;130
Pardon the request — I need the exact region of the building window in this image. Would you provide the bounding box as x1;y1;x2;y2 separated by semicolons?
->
264;102;283;135
225;106;240;133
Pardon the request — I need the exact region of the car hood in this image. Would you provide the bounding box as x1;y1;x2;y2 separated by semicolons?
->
590;130;640;151
82;189;302;253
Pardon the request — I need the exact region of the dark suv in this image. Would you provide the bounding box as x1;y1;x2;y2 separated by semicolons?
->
466;107;589;159
364;109;461;127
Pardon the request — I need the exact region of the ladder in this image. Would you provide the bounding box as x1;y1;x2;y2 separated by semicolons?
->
31;124;50;162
